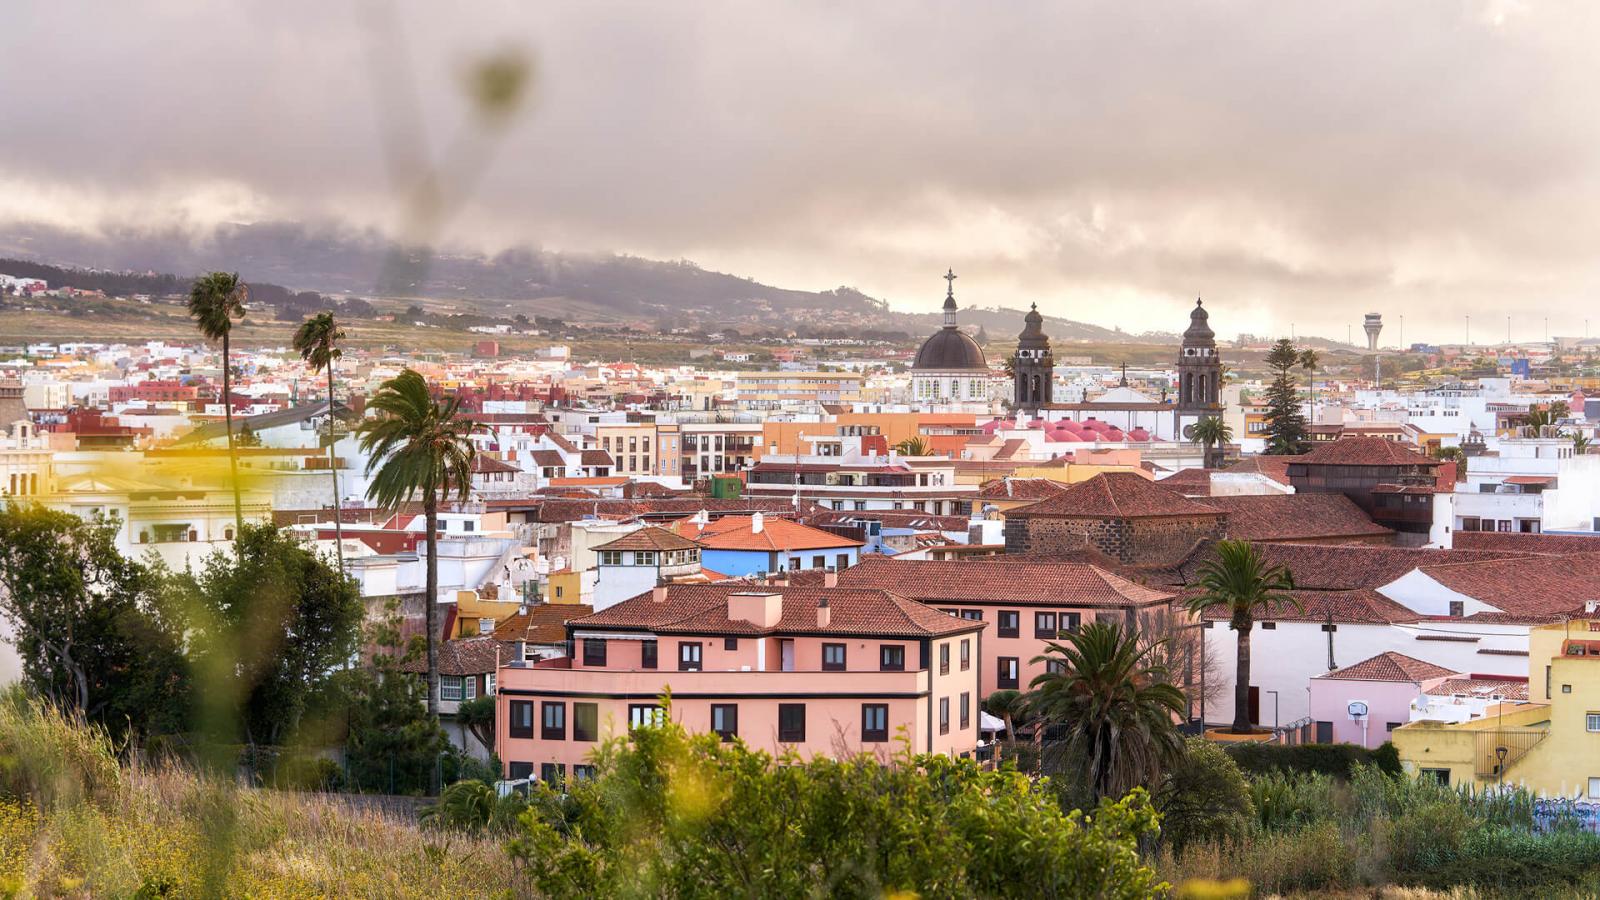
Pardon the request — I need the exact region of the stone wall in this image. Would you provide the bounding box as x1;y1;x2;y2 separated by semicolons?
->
1004;514;1224;566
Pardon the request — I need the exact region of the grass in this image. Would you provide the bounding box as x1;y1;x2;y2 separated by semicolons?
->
0;694;521;898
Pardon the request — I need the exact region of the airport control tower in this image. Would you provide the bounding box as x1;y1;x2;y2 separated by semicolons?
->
1363;313;1383;351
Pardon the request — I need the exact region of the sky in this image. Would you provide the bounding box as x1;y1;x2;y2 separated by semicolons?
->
3;1;1599;344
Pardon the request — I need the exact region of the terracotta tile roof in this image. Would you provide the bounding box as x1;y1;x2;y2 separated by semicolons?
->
1160;542;1530;591
400;636;516;675
545;431;578;453
527;497;813;524
671;515;862;551
570;584;982;638
1413;552;1600;620
837;555;1173;608
580;449;613;466
1006;471;1223;519
491;603;594;644
1295;437;1439;467
1208;493;1392;542
1317;651;1457;682
804;510;970;532
1157;468;1213;497
1221;456;1294;485
975;477;1071;501
1425;678;1529;700
1453;531;1600;555
528;449;566;468
596;525;702;553
1188;588;1421;625
994;439;1030;460
471;454;522;474
1504;475;1557;486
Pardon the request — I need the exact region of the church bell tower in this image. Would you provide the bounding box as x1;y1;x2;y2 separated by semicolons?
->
1012;303;1053;413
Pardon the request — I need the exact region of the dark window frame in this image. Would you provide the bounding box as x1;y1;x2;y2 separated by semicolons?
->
879;644;905;672
960;639;971;671
711;703;739;741
641;640;658;669
998;610;1020;638
862;703;889;742
822;642;847;671
509;700;534;739
541;701;567;741
939;642;950;675
582;638;607;667
573;702;598;742
778;703;806;743
998;657;1019;690
1034;611;1058;639
679;641;703;671
960;692;971;729
939;697;950;734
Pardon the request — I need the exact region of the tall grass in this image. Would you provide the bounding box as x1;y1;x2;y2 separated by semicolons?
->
0;689;520;897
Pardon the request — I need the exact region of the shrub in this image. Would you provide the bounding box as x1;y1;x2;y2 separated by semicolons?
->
0;687;120;808
1158;738;1254;851
1249;770;1343;832
1224;741;1400;778
422;780;497;833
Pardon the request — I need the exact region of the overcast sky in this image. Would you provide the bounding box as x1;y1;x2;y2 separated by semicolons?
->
3;1;1598;343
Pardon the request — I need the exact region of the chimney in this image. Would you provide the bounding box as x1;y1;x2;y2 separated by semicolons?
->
652;583;669;603
751;512;764;534
816;597;831;628
824;566;838;588
512;640;527;664
729;591;783;628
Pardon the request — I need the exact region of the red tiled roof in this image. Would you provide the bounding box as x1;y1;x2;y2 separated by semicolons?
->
1413;552;1600;620
1208;493;1392;542
1453;531;1600;555
596;526;701;553
1221;456;1294;485
837;555;1173;608
580;449;613;466
671;515;862;552
1189;588;1421;625
1156;468;1213;497
571;584;982;638
528;449;566;468
1504;475;1556;486
1425;677;1529;700
471;455;521;474
975;477;1071;501
1161;542;1531;591
804;510;969;532
1317;651;1456;682
1295;437;1438;467
491;603;594;644
1006;471;1222;519
400;636;516;675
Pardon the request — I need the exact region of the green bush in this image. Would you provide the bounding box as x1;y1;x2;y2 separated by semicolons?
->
1248;770;1343;832
1223;741;1401;778
1158;738;1254;851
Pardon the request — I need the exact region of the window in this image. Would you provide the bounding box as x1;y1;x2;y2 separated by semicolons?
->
1035;611;1058;639
822;643;846;671
1315;721;1334;743
880;645;905;671
959;609;983;621
629;704;664;729
635;551;657;566
862;703;888;742
837;553;850;570
583;638;608;667
960;692;971;729
1587;713;1600;733
960;639;970;671
812;555;826;569
679;642;703;671
441;676;464;701
939;643;950;675
464;676;478;701
724;637;738;651
641;640;658;669
1045;659;1066;675
1420;768;1450;786
540;762;565;785
554;585;564;599
1590;778;1600;800
478;617;495;635
1061;612;1082;633
1448;601;1464;617
1321;622;1339;633
711;704;738;741
939;698;950;734
542;702;566;740
998;657;1019;689
509;700;534;738
778;704;806;742
485;673;496;695
573;764;596;781
599;550;622;566
508;761;534;781
998;610;1019;638
1261;621;1276;630
573;703;598;742
1386;722;1402;732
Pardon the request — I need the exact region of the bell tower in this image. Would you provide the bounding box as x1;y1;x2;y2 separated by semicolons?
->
1012;303;1053;413
1176;298;1224;458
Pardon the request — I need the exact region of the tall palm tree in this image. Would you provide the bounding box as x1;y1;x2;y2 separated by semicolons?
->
358;369;479;730
293;312;347;573
1025;621;1186;801
983;688;1029;740
1299;348;1320;419
1185;540;1299;734
188;272;249;534
1190;415;1232;469
894;435;930;456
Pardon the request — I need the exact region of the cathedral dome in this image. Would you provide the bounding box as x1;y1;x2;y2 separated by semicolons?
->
914;328;987;370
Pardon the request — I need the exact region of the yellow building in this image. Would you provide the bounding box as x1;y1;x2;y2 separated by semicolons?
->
735;371;863;410
546;569;584;605
450;587;527;639
1393;616;1600;798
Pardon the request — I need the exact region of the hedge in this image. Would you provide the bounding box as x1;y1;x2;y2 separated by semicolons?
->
1224;741;1402;778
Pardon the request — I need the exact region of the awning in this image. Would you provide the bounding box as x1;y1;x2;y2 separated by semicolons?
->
570;631;656;641
979;711;1006;733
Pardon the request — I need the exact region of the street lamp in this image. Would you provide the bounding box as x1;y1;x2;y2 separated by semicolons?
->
1496;745;1509;787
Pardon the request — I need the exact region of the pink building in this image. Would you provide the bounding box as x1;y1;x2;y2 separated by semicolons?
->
495;579;985;784
832;557;1175;697
1308;651;1458;748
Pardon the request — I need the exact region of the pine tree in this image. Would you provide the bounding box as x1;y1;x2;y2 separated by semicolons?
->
1262;338;1308;455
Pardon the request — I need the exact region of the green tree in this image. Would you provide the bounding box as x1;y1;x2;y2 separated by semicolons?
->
1157;737;1254;851
1190;415;1233;469
358;369;479;731
188;272;249;533
0;505;190;738
982;688;1029;739
179;524;363;749
894;435;930;456
508;710;1164;898
1433;445;1468;479
1185;540;1299;734
1571;432;1592;454
341;606;453;795
1262;338;1309;455
292;311;348;574
1025;621;1186;802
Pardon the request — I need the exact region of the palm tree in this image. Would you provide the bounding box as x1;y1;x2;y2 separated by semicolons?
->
188;272;249;534
293;312;348;574
1299;348;1320;418
1185;540;1299;734
983;688;1028;740
1526;406;1555;434
359;369;479;732
1570;432;1592;455
1025;621;1187;801
1190;416;1232;469
894;435;930;456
